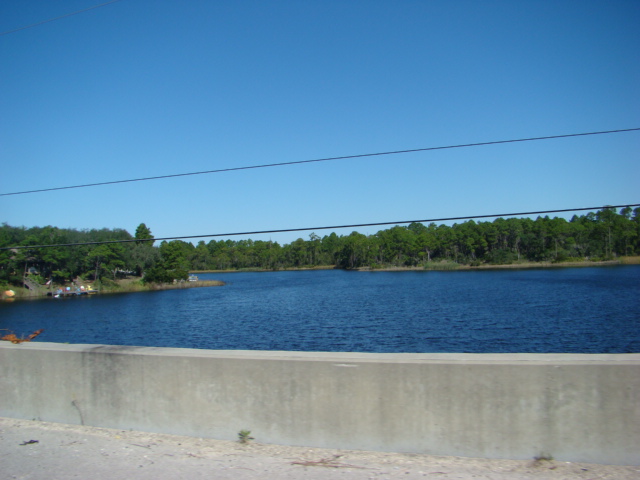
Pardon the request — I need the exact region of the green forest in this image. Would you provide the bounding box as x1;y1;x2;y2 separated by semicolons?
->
1;207;639;290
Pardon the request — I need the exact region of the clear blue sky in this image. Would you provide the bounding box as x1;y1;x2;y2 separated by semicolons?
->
1;0;639;246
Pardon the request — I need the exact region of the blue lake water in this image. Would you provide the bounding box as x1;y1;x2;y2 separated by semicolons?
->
1;266;639;353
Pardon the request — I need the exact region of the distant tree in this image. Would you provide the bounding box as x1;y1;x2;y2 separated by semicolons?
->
308;232;321;265
135;223;154;245
86;244;126;282
320;232;341;265
142;240;190;284
190;241;212;270
130;243;159;277
337;232;371;269
595;207;618;258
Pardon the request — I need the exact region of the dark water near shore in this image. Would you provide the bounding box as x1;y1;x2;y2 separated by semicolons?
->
1;266;639;353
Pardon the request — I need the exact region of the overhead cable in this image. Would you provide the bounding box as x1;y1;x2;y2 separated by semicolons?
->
1;127;639;197
2;203;638;250
0;0;123;37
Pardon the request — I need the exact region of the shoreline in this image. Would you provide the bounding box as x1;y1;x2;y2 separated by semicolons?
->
1;279;225;301
3;258;638;301
193;258;639;274
356;259;629;272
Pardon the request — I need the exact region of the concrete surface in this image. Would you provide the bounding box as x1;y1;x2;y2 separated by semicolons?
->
1;343;639;465
2;417;639;480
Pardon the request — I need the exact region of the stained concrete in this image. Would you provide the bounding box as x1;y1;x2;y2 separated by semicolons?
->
1;343;638;465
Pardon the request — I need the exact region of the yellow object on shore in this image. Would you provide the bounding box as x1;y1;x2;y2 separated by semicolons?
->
3;290;15;298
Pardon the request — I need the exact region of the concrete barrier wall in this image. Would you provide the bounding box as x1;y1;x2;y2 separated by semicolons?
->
1;342;638;465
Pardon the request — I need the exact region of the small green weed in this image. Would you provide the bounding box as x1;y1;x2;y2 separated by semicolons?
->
238;429;254;444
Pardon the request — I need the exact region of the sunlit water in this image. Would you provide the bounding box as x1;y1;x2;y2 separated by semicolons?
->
1;266;639;353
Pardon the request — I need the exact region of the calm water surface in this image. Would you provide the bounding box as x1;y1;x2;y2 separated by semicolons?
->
1;266;639;353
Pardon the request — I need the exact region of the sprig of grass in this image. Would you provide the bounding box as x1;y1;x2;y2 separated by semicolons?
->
238;430;254;444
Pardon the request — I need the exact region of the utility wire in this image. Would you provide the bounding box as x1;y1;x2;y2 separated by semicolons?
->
0;0;123;37
2;204;638;250
2;127;639;197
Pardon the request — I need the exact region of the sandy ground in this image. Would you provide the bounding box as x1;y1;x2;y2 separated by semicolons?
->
1;418;638;480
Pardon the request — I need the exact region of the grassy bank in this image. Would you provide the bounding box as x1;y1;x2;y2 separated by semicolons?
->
620;255;640;264
1;276;225;301
191;265;336;274
194;258;640;274
102;278;225;293
356;257;640;272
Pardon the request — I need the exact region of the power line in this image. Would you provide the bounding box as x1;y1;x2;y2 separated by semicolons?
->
0;0;123;37
2;204;638;250
2;127;639;197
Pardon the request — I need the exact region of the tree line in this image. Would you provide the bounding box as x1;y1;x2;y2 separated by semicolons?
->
1;207;639;288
